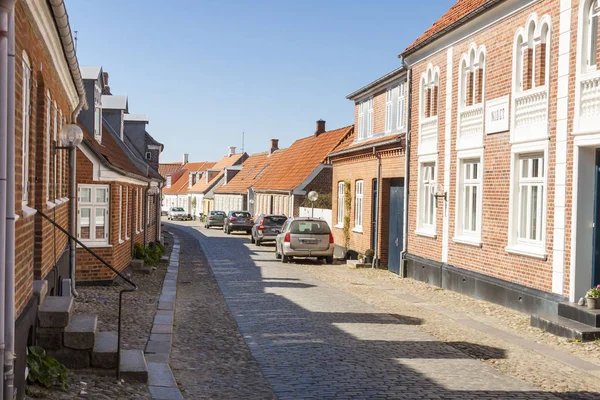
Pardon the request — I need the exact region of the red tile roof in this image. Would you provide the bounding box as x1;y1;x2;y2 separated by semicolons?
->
402;0;493;56
189;153;247;194
159;163;184;178
330;131;403;156
81;125;151;180
213;150;287;195
252;126;353;192
162;162;216;195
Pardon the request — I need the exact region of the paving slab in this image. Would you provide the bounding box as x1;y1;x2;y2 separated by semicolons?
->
150;333;172;342
158;301;174;311
151;324;173;334
145;353;170;363
146;340;172;355
147;362;177;387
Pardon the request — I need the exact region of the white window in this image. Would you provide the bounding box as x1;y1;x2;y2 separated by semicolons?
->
354;180;364;230
397;82;406;129
357;98;373;140
45;92;51;201
418;163;436;232
22;54;31;204
119;186;123;242
456;159;482;240
145;151;152;160
166;176;172;188
517;154;544;244
337;181;344;226
125;188;129;239
78;185;109;244
587;1;600;71
120;110;125;140
139;188;143;231
94;82;102;141
59;110;63;198
385;88;393;132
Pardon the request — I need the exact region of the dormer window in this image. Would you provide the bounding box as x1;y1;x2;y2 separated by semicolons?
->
385;82;406;133
94;82;102;142
166;176;172;188
120;110;125;141
145;151;152;160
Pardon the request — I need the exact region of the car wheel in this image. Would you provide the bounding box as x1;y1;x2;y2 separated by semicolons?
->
282;254;289;263
275;247;282;259
256;240;261;246
325;256;334;264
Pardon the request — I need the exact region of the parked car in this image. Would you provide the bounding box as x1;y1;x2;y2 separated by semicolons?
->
275;217;334;264
223;211;254;234
167;207;189;221
205;210;226;228
251;214;287;245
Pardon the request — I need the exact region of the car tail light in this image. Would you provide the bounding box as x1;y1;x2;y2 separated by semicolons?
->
257;223;265;231
230;217;237;222
284;232;291;243
209;216;213;220
329;233;334;244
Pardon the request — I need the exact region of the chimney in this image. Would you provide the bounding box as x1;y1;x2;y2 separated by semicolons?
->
228;146;236;156
183;153;189;165
269;138;279;155
102;72;111;95
315;119;326;136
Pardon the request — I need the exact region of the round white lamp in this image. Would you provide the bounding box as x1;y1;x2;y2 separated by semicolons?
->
59;124;84;147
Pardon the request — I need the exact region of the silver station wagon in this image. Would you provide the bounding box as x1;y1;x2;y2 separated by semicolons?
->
275;217;334;264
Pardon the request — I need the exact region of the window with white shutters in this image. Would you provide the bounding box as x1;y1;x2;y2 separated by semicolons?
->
78;185;109;244
354;180;364;230
337;181;344;226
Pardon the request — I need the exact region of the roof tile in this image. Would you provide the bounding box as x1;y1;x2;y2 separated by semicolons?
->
189;153;247;194
214;150;287;195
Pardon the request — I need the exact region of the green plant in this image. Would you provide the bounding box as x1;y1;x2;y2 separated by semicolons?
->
586;285;600;298
343;181;352;251
134;242;165;267
26;346;68;391
365;249;375;258
301;193;332;209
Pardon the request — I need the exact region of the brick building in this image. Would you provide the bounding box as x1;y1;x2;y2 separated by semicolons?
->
75;68;163;283
0;0;87;397
252;121;353;219
399;0;598;326
329;67;407;271
213;139;287;215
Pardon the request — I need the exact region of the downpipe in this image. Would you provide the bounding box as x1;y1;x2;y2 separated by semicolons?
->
372;146;381;269
400;67;412;277
4;6;16;399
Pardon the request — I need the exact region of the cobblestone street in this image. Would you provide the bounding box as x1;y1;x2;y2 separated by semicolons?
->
165;221;599;399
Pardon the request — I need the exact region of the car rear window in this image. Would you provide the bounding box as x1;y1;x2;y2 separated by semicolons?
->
264;216;287;226
212;211;226;216
231;212;251;218
172;207;185;212
289;220;331;234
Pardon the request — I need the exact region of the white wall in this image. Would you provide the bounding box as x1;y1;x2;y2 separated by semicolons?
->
214;194;244;214
299;207;333;228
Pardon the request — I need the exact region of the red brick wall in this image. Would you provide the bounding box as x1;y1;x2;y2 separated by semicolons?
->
14;3;75;317
408;1;564;295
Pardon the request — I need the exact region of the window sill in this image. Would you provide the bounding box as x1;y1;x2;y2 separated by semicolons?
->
60;197;69;203
335;224;344;230
505;244;547;260
77;243;112;249
415;229;436;239
118;239;124;244
352;228;363;234
46;200;56;210
54;198;64;205
22;205;37;219
453;235;482;248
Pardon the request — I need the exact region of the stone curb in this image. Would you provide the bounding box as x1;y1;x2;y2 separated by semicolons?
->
146;234;184;399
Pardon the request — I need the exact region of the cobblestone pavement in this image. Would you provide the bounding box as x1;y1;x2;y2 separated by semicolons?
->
167;226;276;399
168;221;592;400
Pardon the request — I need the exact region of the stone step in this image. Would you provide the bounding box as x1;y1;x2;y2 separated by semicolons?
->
91;331;118;369
33;280;48;305
48;348;90;369
120;349;148;383
64;314;97;350
531;313;600;341
38;296;73;328
558;302;600;327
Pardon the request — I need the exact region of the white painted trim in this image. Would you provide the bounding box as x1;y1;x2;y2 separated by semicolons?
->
23;0;78;109
454;148;484;242
442;47;453;263
452;236;483;247
295;164;331;194
417;154;438;237
21;205;37;219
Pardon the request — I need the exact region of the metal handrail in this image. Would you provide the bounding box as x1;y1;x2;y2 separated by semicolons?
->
36;209;137;378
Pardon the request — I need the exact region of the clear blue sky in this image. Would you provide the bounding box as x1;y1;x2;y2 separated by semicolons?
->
66;0;454;163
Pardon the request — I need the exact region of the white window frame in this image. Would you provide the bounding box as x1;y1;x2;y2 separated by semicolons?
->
416;157;437;237
506;141;548;259
354;180;364;232
119;186;123;242
59;110;64;199
125;188;130;240
454;151;483;246
22;53;31;205
53;102;58;201
385;88;393;133
367;97;374;137
145;151;152;160
45;92;51;202
396;82;406;130
587;0;600;72
336;181;344;227
139;188;144;232
94;82;102;141
77;184;110;245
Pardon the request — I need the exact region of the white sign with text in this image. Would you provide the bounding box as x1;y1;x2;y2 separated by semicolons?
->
485;95;510;134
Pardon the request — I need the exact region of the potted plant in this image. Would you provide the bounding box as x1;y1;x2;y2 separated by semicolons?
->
364;249;375;264
357;254;365;263
586;285;600;309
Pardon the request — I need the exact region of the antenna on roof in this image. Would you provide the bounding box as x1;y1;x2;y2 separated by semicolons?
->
74;30;78;53
241;131;244;154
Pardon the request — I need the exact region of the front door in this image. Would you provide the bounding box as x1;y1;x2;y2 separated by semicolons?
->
388;179;404;274
593;150;600;286
371;179;378;250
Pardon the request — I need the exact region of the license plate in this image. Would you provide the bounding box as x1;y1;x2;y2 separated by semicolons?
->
301;239;318;244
